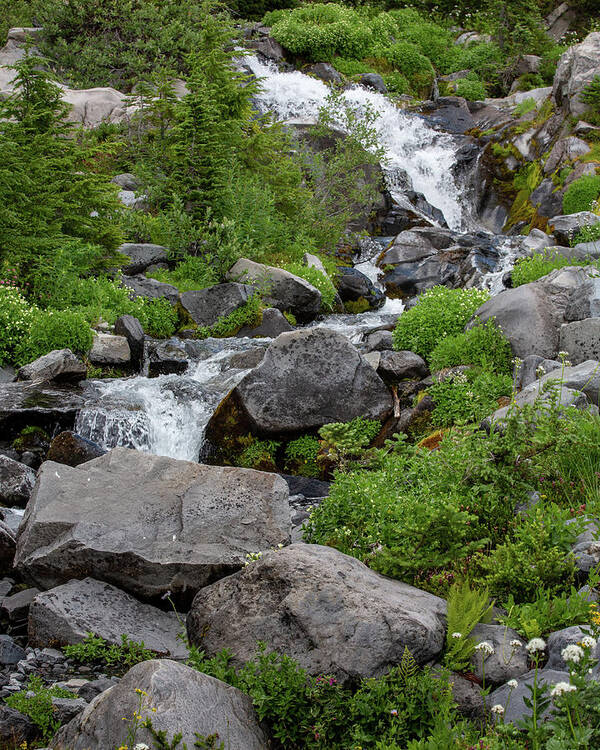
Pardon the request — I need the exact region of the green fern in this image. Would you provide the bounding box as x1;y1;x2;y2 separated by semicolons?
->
443;581;493;673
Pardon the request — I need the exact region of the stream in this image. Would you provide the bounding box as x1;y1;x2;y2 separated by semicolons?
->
75;57;523;461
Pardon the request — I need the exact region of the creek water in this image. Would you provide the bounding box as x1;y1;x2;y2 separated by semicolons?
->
76;58;519;460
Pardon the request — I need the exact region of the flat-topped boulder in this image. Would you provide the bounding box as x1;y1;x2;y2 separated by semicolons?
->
53;660;270;750
227;258;321;322
28;578;187;658
187;543;447;683
117;243;168;275
179;283;255;326
0;382;85;437
205;328;392;443
14;448;291;603
17;349;87;384
121;275;179;304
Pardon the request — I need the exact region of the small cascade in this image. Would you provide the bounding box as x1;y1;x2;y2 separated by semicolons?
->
76;341;265;461
245;56;470;231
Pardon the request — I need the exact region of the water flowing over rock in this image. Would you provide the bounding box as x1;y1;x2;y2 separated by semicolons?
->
187;544;447;683
14;448;291;602
205;328;392;443
28;578;187;658
53;660;270;750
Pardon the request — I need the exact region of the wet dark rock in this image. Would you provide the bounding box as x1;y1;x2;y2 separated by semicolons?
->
377;351;428;382
146;340;189;377
46;432;106;467
237;308;294;338
359;73;387;93
420;96;475;134
0;705;37;746
121;275;179;304
0;455;36;506
0;634;25;666
363;330;394;352
1;587;40;623
336;266;385;310
0;522;16;573
0;382;84;440
113;315;145;370
306;62;342;84
280;474;330;499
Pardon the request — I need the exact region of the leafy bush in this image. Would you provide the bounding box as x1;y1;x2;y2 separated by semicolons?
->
498;583;596;640
574;222;600;245
6;675;73;741
318;416;381;470
0;285;35;366
238;435;281;471
453;77;487;101
428;319;513;374
284;262;337;311
539;44;569;84
582;75;600;113
428;369;512;427
475;504;580;602
285;435;321;477
392;286;489;359
188;643;456;749
562;175;600;215
512;248;599;286
15;308;93;366
35;0;228;90
63;632;155;673
271;4;373;61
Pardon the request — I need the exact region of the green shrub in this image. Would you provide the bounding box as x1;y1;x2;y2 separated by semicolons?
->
428;320;513;374
284;435;321;477
15;308;93;366
196;295;263;338
331;57;376;77
514;97;537;117
453;77;487;101
238;436;281;471
428;369;512;427
382;41;434;92
318;416;381;469
6;675;73;741
498;584;595;640
284;262;337;310
476;504;580;603
0;285;36;366
392;286;490;359
0;0;34;40
512;248;599;286
582;75;600;113
539;44;568;84
382;72;411;95
63;632;155;673
574;222;600;245
271;4;373;61
562;175;600;215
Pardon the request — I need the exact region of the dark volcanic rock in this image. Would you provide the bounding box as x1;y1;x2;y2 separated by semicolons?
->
46;432;107;467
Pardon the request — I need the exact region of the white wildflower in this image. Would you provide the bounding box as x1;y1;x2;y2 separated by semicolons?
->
510;639;523;649
561;644;584;663
452;632;462;639
550;682;577;697
507;679;518;689
582;636;597;650
491;704;505;715
526;638;546;654
134;744;151;750
475;641;495;656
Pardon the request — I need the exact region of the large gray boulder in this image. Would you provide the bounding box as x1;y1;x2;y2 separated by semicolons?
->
227;258;321;322
205;328;392;440
536;359;600;404
117;243;168;275
0;455;36;506
565;278;600;321
28;578;187;658
468;266;594;359
560;319;600;364
114;315;145;369
17;349;87;384
489;669;569;724
335;266;385;310
187;543;447;683
543;137;590;175
377;350;428;382
553;32;600;117
546;626;599;670
468;624;527;686
0;382;85;437
485;381;591;427
14;448;291;601
121;274;179;304
179;283;254;326
53;660;270;750
549;212;600;244
88;334;131;366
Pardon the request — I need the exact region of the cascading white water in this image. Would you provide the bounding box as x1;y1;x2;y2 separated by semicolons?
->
245;55;467;231
76;343;264;461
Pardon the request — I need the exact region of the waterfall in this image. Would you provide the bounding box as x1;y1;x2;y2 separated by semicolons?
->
245;55;468;231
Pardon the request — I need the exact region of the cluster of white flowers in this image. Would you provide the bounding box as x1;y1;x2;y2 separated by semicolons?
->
510;639;523;650
507;679;519;689
526;638;546;654
581;635;597;650
451;632;462;639
561;644;584;664
475;641;495;656
490;704;504;715
550;682;577;698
